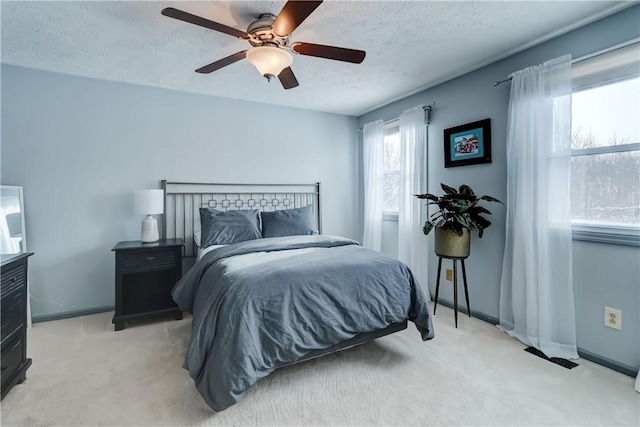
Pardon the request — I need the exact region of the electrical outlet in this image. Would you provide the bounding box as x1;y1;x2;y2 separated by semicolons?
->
446;269;453;281
604;307;622;330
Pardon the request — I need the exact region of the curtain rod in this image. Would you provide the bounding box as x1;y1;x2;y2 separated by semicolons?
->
493;77;513;87
358;102;435;131
493;55;585;87
493;39;640;87
493;56;582;87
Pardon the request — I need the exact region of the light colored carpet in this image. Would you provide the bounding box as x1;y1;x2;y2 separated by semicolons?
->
1;304;638;426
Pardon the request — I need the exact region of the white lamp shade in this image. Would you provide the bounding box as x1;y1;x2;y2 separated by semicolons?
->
135;189;164;215
246;46;293;78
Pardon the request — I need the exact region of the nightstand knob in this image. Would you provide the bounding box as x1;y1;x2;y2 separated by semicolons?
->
146;256;155;261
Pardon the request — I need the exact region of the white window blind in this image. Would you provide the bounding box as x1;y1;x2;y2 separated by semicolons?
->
572;41;640;91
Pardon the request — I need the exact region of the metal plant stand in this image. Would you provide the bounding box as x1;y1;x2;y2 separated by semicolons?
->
433;255;470;328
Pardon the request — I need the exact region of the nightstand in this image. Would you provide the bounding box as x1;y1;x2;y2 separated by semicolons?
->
111;239;183;331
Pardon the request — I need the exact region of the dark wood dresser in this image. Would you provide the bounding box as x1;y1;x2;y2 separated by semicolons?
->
1;252;33;400
111;240;183;331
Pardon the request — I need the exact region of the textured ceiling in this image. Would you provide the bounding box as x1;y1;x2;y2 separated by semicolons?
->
1;1;634;116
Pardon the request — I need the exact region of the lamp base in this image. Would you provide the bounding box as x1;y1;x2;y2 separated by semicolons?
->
141;215;159;243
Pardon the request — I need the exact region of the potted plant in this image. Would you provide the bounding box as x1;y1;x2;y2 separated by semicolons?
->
415;183;503;258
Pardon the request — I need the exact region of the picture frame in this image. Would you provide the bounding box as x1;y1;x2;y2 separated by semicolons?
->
443;118;491;168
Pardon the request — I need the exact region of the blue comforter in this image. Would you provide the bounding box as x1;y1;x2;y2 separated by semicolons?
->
172;235;433;411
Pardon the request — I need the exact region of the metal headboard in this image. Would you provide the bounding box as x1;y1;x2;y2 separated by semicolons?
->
162;181;322;258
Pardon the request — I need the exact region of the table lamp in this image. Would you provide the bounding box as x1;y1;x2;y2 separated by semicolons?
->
135;189;164;243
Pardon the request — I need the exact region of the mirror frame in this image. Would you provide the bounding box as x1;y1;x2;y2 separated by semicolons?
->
0;185;27;254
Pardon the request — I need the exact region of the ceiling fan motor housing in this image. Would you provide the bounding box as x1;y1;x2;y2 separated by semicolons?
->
247;13;289;47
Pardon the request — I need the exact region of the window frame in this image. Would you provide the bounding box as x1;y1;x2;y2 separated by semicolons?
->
569;53;640;246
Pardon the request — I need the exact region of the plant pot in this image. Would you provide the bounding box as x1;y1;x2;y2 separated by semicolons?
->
434;227;470;259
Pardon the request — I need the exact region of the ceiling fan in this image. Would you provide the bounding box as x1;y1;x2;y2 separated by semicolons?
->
161;1;366;89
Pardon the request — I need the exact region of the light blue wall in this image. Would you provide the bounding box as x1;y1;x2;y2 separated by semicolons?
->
1;65;359;319
358;6;640;371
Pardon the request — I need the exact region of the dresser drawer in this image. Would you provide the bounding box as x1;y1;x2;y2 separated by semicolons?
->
1;291;24;348
1;333;24;388
1;265;25;297
121;251;176;271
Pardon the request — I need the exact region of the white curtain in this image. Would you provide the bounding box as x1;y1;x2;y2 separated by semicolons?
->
636;342;639;391
498;55;578;359
398;107;429;293
362;120;384;251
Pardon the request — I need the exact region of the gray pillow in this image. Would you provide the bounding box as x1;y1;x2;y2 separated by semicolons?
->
261;206;316;238
199;208;261;247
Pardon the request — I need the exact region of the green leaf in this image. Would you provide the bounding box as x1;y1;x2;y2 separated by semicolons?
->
459;184;475;197
450;199;470;208
470;214;491;229
479;195;503;204
451;223;464;236
423;221;434;236
454;214;469;227
469;206;492;215
442;193;474;201
437;200;449;211
415;193;438;202
441;183;457;195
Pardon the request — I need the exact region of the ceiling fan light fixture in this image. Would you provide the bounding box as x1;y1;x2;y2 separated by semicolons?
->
246;46;293;81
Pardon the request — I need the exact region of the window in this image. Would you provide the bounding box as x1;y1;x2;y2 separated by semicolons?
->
383;123;400;212
570;42;640;244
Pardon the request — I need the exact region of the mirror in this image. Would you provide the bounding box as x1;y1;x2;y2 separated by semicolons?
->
0;185;27;255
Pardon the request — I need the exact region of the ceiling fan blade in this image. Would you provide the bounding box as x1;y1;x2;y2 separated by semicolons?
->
278;67;299;89
291;42;365;64
272;1;323;37
161;7;249;40
195;51;248;74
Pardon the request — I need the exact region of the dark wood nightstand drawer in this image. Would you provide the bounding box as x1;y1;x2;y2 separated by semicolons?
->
121;251;176;271
1;266;25;297
1;292;24;347
1;333;24;388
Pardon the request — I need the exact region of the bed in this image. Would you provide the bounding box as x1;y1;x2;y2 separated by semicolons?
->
163;181;434;411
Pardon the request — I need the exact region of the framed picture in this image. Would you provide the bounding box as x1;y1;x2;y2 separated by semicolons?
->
443;118;491;168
